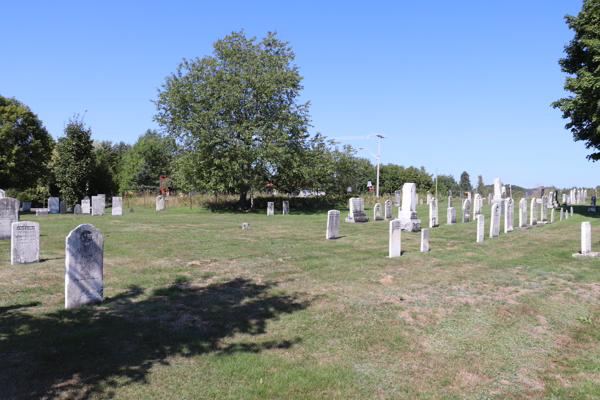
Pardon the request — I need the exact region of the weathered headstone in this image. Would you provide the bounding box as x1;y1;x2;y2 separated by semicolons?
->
49;197;60;214
36;209;49;215
530;198;537;226
420;229;429;252
490;203;500;237
448;196;452;208
0;197;20;240
447;207;456;225
82;196;91;214
74;204;82;215
519;198;527;228
395;190;401;206
563;194;567;204
373;203;383;221
11;221;39;265
565;209;570;219
397;183;420;232
550;208;555;223
64;224;104;309
112;197;123;216
326;210;340;239
540;196;548;222
22;202;31;212
283;201;289;215
487;193;492;205
429;197;438;228
345;197;368;223
267;202;275;216
493;178;503;202
560;208;564;221
388;219;401;257
156;195;165;212
476;214;484;242
92;196;104;215
384;200;393;220
419;198;424;205
473;193;482;217
504;198;513;233
462;199;471;223
60;200;67;214
581;222;592;255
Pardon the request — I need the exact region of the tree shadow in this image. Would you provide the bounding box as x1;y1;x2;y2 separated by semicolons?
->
570;205;600;219
0;278;309;399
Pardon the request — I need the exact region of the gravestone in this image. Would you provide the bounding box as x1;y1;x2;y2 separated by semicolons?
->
397;183;420;232
419;198;424;205
242;223;250;229
92;196;104;215
395;190;401;206
267;202;275;215
462;199;471;223
563;194;567;204
373;203;383;221
388;219;401;258
82;196;91;214
493;178;503;202
0;189;4;198
345;197;368;223
49;197;60;214
156;195;165;212
581;222;592;255
487;193;491;205
11;221;39;264
22;202;31;212
36;209;49;215
429;197;438;228
501;186;507;198
588;196;597;212
283;201;289;215
384;200;393;220
571;207;574;217
490;203;500;237
326;210;340;239
60;200;67;214
473;194;482;217
476;214;484;243
112;197;123;216
504;198;514;233
448;196;452;208
467;192;472;202
560;208;564;221
64;224;104;309
0;197;20;240
565;209;570;219
553;190;560;207
530;198;537;225
551;208;556;223
420;229;429;252
540;196;548;222
74;204;82;215
427;193;432;205
447;207;456;225
519;198;527;228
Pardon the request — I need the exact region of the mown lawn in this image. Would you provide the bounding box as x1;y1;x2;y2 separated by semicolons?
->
0;199;599;399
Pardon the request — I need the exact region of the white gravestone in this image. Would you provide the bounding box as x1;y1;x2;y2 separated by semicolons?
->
326;210;340;239
476;214;484;243
571;207;574;217
560;208;564;221
373;203;383;221
490;203;500;238
504;198;513;233
60;200;67;214
467;192;472;202
11;221;39;264
112;197;123;215
519;198;527;228
447;207;456;225
267;202;275;216
389;219;401;257
283;201;289;215
565;209;570;219
49;197;60;214
74;204;82;215
0;197;20;240
92;196;104;215
429;197;438;228
581;222;592;255
398;183;420;232
427;193;432;205
420;229;429;252
530;198;537;225
82;196;91;214
462;199;471;223
493;178;503;202
395;190;401;206
0;189;4;198
473;194;482;217
36;209;49;215
65;224;104;309
156;195;165;212
242;222;250;229
487;193;491;205
540;196;548;222
345;197;369;223
384;200;393;220
551;208;555;223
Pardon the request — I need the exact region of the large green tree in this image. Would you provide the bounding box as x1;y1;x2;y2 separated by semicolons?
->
90;140;130;197
0;96;54;190
54;115;94;205
459;171;472;192
153;30;312;205
552;0;600;161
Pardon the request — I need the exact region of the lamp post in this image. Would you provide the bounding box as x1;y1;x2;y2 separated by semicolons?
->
359;135;386;197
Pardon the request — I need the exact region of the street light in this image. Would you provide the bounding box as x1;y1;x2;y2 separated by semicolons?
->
359;134;387;197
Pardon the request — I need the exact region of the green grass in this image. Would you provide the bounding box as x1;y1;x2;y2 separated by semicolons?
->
0;201;599;399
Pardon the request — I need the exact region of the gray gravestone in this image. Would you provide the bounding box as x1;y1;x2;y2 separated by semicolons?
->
74;204;82;215
476;214;484;243
326;210;340;239
384;200;393;220
345;198;368;223
530;198;537;225
373;203;383;221
571;207;574;217
156;195;165;212
462;199;471;223
0;197;20;240
519;198;527;228
540;196;548;222
490;203;500;238
389;219;401;257
112;197;123;216
82;196;91;214
92;196;103;215
36;209;49;215
429;197;438;228
560;208;564;221
49;197;60;214
395;190;401;206
581;222;592;255
398;183;420;232
267;202;275;216
283;201;289;215
0;189;4;198
504;198;514;233
65;223;104;309
22;202;31;212
420;229;429;252
447;207;456;225
448;196;452;208
60;200;67;214
11;221;39;264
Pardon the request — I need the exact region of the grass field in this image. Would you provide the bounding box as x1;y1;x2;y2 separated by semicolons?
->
1;200;599;399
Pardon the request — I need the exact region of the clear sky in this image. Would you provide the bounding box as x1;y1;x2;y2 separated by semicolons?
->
2;0;595;189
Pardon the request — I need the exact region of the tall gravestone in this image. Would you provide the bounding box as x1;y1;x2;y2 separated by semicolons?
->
473;194;482;217
490;203;501;238
373;203;383;221
11;221;39;264
429;197;438;228
476;214;484;243
326;210;340;239
530;198;537;225
427;193;432;205
566;209;570;219
345;198;368;222
420;229;429;252
0;197;20;240
540;196;548;222
283;201;289;215
487;193;491;205
112;197;123;215
384;200;393;220
462;199;471;223
388;219;401;258
267;202;275;215
60;200;67;214
65;224;104;309
551;208;556;223
82;196;91;214
571;207;574;217
519;198;527;228
448;196;452;208
504;198;514;233
447;207;456;225
395;190;401;206
156;195;165;212
398;183;420;232
92;196;103;215
49;197;60;214
560;208;564;221
581;222;592;255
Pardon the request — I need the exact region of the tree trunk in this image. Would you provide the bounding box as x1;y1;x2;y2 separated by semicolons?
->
239;191;247;209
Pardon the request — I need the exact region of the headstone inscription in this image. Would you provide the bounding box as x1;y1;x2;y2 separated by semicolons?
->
64;223;104;309
92;196;103;215
476;214;484;243
530;198;537;226
74;204;82;215
112;197;123;215
504;198;513;233
345;197;369;223
60;201;67;214
373;203;383;221
0;197;20;240
49;197;60;214
429;197;438;228
283;201;289;215
82;196;91;214
447;207;456;225
267;202;275;215
388;219;401;258
490;203;500;237
420;229;429;252
11;221;39;265
398;183;420;232
326;210;340;239
519;198;527;228
156;195;165;212
462;199;471;223
384;200;393;220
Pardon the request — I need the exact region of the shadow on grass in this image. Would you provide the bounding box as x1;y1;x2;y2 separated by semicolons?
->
570;205;600;219
0;278;309;399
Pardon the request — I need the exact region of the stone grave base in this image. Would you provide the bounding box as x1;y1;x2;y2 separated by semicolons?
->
345;215;369;223
515;226;532;230
588;206;597;212
399;218;421;232
572;252;600;258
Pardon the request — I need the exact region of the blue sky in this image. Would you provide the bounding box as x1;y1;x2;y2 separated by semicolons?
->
2;0;595;189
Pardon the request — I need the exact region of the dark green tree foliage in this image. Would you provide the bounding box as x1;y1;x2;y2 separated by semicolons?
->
476;175;484;192
378;164;433;195
55;115;94;205
90;141;130;197
436;174;460;196
459;171;472;192
153;31;311;203
552;0;600;161
0;96;54;190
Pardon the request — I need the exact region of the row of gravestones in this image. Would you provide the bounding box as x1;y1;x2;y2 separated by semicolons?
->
36;195;123;216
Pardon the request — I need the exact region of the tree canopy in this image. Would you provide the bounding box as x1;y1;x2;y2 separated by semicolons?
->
552;0;600;161
0;96;54;190
459;171;472;192
153;30;312;204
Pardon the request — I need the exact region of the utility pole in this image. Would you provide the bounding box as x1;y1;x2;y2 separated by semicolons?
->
359;134;387;198
435;168;438;201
